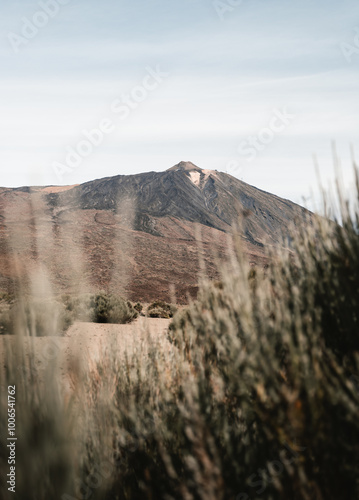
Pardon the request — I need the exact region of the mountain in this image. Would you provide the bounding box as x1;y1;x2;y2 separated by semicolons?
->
0;162;313;302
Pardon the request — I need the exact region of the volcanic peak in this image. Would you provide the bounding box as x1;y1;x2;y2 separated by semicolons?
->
167;161;202;173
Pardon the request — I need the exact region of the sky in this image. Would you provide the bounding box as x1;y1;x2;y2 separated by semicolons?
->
0;0;358;207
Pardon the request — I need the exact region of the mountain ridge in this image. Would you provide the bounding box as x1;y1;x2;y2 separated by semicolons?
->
0;162;314;302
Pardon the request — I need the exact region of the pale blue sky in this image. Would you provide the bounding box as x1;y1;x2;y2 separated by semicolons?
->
1;0;358;206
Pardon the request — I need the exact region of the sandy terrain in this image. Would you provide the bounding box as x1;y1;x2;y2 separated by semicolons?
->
64;316;171;359
0;318;171;390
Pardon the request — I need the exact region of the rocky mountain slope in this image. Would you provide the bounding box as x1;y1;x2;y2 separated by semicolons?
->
0;162;313;302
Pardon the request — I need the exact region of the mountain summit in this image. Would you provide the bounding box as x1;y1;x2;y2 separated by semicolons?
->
167;161;202;172
0;163;313;302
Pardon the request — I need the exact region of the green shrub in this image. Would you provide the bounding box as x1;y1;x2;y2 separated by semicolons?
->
60;293;94;322
59;293;139;324
147;300;177;319
133;302;144;314
89;292;138;324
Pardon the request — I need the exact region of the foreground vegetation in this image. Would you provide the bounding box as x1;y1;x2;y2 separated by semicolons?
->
0;170;359;499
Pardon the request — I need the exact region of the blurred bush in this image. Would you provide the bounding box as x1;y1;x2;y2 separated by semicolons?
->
89;292;138;324
133;302;144;314
147;300;177;319
0;292;139;335
0;297;73;336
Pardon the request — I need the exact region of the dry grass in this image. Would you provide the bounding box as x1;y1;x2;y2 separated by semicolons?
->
0;165;359;499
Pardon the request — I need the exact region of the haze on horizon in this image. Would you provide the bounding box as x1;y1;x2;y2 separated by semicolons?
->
1;0;358;208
